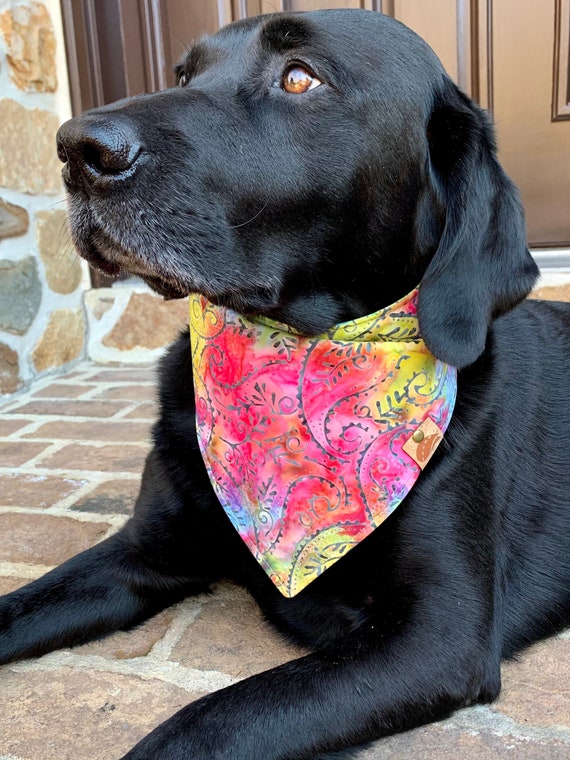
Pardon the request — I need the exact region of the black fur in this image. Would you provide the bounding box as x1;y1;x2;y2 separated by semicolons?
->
2;10;569;759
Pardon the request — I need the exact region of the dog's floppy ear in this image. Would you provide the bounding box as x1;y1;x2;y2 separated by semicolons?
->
417;80;539;368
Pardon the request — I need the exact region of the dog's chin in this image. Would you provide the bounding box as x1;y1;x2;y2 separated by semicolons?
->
73;235;191;300
72;231;283;309
75;238;122;278
140;274;189;300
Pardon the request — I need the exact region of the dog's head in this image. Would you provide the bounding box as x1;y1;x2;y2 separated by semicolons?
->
57;9;538;368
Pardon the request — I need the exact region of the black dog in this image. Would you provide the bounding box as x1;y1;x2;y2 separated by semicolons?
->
2;9;569;759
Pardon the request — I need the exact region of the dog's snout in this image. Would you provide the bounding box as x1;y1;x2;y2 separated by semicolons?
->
57;115;143;187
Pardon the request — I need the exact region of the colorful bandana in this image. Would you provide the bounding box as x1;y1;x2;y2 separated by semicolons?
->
189;289;457;597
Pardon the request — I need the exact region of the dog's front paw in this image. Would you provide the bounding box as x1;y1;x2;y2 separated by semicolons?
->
0;598;17;665
119;701;239;760
121;732;230;760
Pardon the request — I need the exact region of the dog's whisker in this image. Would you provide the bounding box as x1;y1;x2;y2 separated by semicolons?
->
228;201;269;229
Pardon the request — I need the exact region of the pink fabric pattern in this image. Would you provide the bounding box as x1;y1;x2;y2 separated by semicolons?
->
189;289;457;597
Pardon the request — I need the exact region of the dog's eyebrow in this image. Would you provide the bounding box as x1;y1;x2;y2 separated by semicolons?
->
175;42;216;80
259;16;312;54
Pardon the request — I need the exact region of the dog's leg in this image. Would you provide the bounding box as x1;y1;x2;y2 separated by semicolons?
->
0;448;231;665
0;530;179;664
120;597;501;760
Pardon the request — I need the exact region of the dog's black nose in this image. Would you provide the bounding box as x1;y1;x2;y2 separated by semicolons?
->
56;115;143;187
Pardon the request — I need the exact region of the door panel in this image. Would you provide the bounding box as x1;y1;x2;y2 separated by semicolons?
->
283;1;375;10
391;0;459;84
553;0;570;121
249;1;377;13
156;0;222;84
491;0;570;246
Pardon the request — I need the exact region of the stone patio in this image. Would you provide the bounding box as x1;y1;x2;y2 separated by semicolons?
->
0;360;569;760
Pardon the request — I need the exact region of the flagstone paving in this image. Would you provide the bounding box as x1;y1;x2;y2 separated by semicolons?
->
0;361;568;760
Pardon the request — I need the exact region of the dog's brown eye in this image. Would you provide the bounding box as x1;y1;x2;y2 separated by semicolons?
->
282;66;321;94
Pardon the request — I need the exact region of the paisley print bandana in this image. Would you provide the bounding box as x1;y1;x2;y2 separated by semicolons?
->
189;288;457;597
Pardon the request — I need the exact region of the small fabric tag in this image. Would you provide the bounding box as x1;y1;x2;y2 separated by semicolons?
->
402;417;444;470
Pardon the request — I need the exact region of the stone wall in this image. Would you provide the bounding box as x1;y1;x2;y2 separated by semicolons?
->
84;287;189;365
0;0;190;388
0;0;87;395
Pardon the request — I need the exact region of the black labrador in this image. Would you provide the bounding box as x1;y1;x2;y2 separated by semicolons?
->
1;9;569;760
